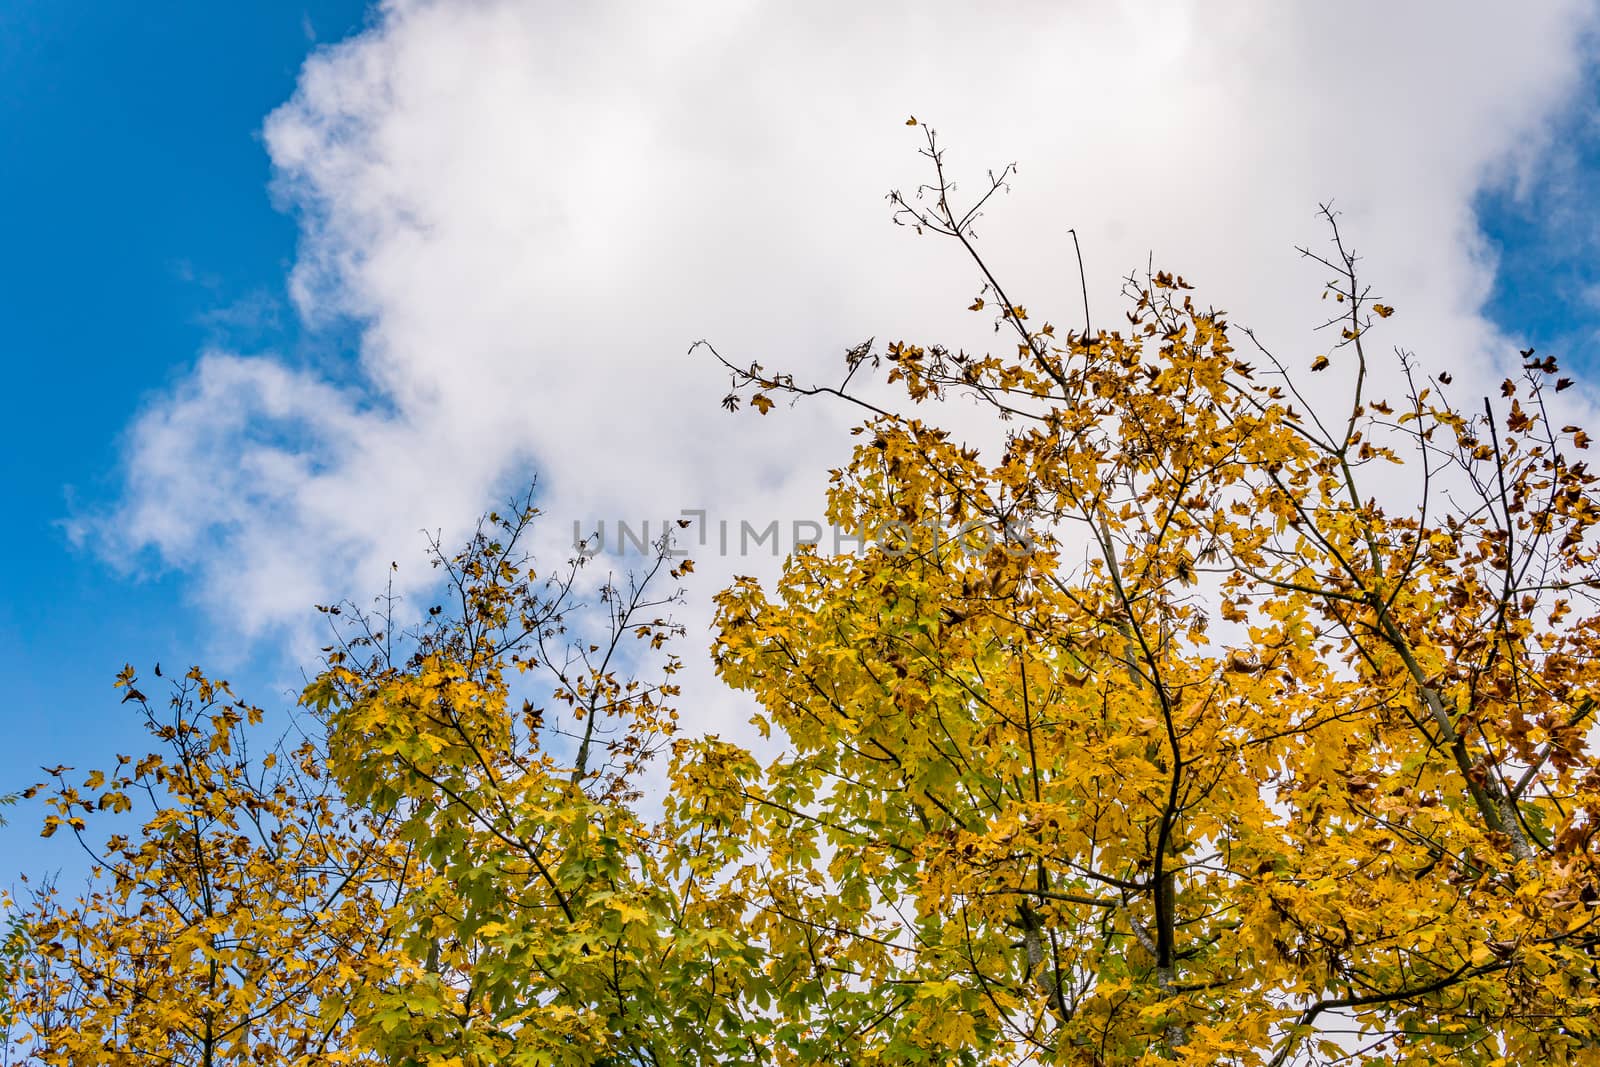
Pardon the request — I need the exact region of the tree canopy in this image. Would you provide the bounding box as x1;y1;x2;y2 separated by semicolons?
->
9;130;1600;1066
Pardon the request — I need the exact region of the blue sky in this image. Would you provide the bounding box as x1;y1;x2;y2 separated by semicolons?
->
1479;85;1600;362
3;1;1599;882
0;2;370;870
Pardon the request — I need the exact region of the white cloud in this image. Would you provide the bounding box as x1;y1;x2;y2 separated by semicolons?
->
91;0;1600;698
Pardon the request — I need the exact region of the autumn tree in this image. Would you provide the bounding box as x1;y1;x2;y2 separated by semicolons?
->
686;125;1600;1064
5;666;409;1065
14;125;1600;1067
8;496;768;1065
305;501;769;1065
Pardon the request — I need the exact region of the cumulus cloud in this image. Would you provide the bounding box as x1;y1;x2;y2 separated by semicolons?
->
90;0;1600;691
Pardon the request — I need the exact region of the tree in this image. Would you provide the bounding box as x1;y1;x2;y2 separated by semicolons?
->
8;498;767;1065
686;125;1600;1064
5;666;408;1065
305;502;768;1065
14;127;1600;1066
